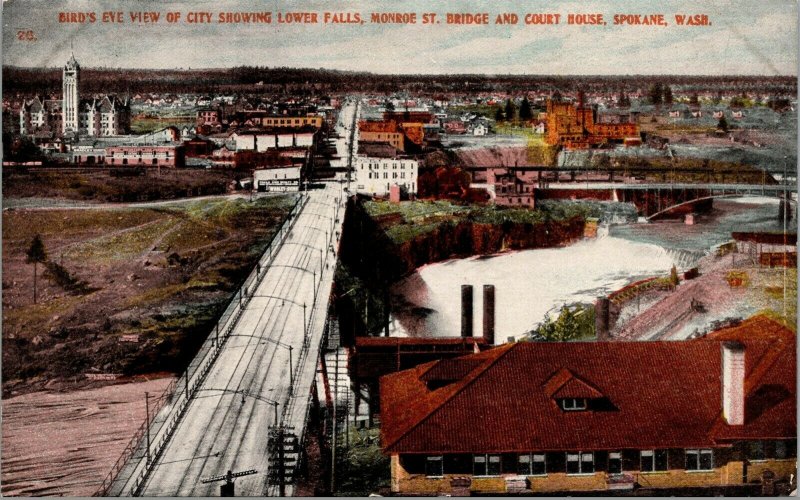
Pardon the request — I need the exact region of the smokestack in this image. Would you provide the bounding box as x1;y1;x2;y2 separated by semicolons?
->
483;285;495;345
461;285;473;338
722;341;745;425
595;296;610;341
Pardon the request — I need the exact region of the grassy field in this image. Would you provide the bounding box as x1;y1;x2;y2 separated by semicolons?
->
2;195;295;395
364;199;599;245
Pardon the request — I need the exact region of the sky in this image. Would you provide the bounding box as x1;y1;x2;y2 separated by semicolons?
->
2;0;798;75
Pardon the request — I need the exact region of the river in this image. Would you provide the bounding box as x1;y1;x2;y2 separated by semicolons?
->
388;198;789;342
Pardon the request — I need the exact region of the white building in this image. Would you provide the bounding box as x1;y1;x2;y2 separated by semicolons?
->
21;54;129;138
354;156;418;197
233;131;315;152
254;166;302;192
63;54;80;135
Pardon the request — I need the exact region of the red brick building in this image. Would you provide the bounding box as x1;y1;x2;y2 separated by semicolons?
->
546;97;640;149
380;315;796;495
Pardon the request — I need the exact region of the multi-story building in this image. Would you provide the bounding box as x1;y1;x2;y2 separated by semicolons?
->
19;96;62;136
77;96;131;137
20;55;130;138
381;315;796;495
358;120;405;152
546;96;640;149
354;156;418;197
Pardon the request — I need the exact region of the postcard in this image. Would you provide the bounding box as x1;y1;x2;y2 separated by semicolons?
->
2;0;797;497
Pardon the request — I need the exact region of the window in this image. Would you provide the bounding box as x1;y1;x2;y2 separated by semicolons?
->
641;449;668;472
561;398;587;411
518;453;546;476
425;456;443;477
608;452;622;474
473;454;501;476
747;441;766;461
567;452;594;474
685;449;713;471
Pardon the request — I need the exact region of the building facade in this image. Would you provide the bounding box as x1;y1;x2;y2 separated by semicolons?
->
104;144;185;168
354;156;418;197
19;55;130;138
381;315;796;495
546;97;640;149
62;54;80;135
253;166;302;192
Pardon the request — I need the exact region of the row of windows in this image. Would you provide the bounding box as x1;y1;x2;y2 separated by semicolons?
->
367;172;409;180
424;449;715;478
361;166;413;170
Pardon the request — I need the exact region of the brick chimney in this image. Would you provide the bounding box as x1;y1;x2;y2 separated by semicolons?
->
721;341;745;425
461;285;473;338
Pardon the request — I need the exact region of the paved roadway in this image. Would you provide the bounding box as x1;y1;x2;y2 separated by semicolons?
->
118;99;359;496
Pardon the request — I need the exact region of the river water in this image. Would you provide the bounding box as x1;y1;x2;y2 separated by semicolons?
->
388;198;789;342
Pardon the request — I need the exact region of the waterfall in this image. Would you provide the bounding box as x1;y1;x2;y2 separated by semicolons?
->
660;247;707;270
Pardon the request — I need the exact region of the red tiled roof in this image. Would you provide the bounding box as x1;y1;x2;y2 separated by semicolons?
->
380;315;795;454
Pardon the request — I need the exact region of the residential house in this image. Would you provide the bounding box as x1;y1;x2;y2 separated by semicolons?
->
380;315;796;495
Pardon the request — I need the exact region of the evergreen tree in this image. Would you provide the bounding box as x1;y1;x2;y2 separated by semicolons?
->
518;96;533;121
504;99;516;122
663;86;673;105
26;234;47;304
717;115;729;132
617;90;630;107
494;106;504;122
649;82;663;105
690;93;700;106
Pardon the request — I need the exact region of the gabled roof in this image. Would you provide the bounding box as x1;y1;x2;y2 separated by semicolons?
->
545;368;605;400
380;315;795;454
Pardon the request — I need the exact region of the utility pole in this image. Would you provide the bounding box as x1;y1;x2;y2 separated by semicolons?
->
144;392;151;464
200;469;257;497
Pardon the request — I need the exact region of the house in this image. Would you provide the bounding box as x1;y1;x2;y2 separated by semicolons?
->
380;315;796;495
470;122;488;136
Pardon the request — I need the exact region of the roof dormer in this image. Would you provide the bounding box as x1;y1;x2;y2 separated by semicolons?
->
544;368;615;412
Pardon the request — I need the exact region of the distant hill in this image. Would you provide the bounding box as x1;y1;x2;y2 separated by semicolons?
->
3;65;796;97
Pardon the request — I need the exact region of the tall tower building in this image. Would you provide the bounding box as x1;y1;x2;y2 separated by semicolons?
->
62;53;80;135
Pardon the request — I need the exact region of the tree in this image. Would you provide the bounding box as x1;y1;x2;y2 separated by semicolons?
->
663;86;673;105
494;106;504;122
649;82;663;105
717;115;729;132
26;234;47;304
504;99;516;122
384;99;395;112
689;93;700;106
669;265;680;288
617;90;630;107
518;96;533;121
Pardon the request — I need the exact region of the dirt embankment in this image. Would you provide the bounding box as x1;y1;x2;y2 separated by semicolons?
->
2;196;294;397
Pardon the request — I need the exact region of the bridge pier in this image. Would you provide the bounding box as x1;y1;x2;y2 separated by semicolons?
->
779;197;793;224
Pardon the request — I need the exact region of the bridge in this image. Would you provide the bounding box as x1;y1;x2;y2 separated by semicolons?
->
541;181;796;219
101;99;360;497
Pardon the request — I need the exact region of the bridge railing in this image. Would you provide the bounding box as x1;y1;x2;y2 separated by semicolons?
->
95;193;308;497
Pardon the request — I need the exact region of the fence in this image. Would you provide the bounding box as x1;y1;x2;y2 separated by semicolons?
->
95;194;308;497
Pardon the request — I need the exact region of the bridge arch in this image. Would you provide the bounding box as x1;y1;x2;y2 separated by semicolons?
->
646;191;794;222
